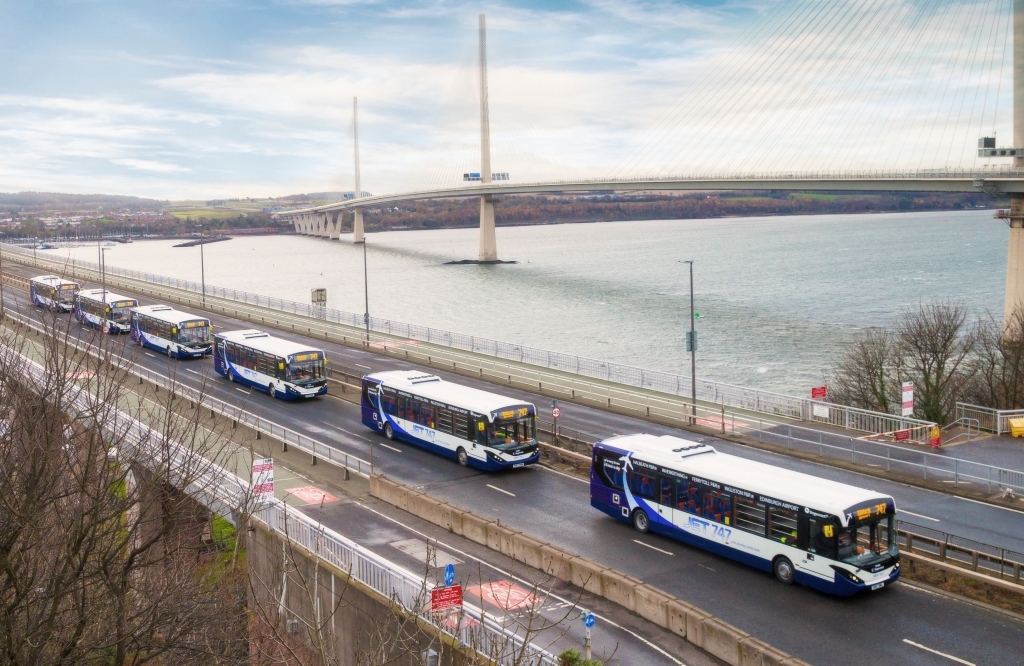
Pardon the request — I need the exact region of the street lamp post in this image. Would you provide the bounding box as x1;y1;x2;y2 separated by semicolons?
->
682;260;697;423
197;225;206;306
101;247;109;332
362;235;370;345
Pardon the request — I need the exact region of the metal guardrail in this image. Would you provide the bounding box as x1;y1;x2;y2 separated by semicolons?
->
3;328;557;666
260;502;558;666
537;401;1024;496
2;245;937;444
1;308;373;478
956;402;1024;436
897;521;1024;587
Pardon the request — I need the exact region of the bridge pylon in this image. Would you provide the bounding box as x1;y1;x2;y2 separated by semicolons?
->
477;14;498;262
1008;1;1024;321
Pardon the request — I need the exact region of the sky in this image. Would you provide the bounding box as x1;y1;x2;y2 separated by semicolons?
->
0;0;1015;200
0;0;761;200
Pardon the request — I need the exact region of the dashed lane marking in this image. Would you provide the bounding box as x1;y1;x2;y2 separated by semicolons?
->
185;369;203;376
900;510;940;522
378;442;402;453
902;639;975;665
633;540;674;556
954;495;1024;516
486;484;516;497
234;387;250;394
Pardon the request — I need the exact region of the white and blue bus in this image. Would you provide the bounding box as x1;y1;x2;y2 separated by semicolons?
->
213;329;327;400
30;275;79;312
75;289;138;334
591;434;900;596
130;305;212;359
360;371;540;471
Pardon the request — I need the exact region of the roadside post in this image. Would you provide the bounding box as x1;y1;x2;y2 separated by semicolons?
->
551;400;560;444
580;611;595;659
431;563;462;629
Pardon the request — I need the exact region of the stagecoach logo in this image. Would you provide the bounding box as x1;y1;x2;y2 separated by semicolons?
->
804;507;830;519
871;564;884;573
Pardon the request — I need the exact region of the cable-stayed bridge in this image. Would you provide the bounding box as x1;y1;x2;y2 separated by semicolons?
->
278;2;1024;316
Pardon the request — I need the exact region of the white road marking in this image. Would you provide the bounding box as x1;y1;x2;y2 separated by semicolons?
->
355;504;686;665
538;464;589;484
354;363;371;369
900;510;940;522
954;495;1024;515
633;540;674;556
902;639;975;665
234;388;250;394
697;563;716;572
486;484;516;497
389;538;463;566
378;442;402;453
185;369;203;376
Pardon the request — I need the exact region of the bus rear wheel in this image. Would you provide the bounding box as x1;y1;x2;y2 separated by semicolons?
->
632;508;650;533
456;447;468;467
268;383;276;398
385;423;394;440
773;557;795;585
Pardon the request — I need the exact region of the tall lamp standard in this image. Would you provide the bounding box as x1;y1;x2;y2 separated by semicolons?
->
682;259;697;423
196;225;206;306
101;247;109;333
362;234;370;345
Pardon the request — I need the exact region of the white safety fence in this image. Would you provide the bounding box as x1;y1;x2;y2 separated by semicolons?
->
2;245;937;443
1;338;558;666
955;403;1024;437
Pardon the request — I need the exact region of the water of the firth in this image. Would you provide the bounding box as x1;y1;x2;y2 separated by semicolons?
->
48;210;1005;395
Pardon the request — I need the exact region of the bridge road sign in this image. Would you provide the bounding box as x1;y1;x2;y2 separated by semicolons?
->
251;457;274;508
902;382;914;417
551;406;561;419
444;563;455;587
430;585;463;613
581;611;596;659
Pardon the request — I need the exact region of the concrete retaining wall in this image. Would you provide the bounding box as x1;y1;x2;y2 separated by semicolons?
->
369;474;813;666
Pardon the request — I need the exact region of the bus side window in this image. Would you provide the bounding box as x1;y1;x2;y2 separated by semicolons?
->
807;518;837;559
595;453;624;490
675;479;701;516
734;497;767;536
626;471;656;500
453;413;469;439
769;507;799;545
702;490;733;526
659;477;673;505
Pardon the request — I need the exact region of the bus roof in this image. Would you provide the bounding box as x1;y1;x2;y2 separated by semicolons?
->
131;304;209;325
78;288;137;305
31;275;78;287
365;370;535;420
215;329;324;359
598;433;892;525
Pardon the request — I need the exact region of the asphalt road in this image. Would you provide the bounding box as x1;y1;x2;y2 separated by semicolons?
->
5;264;1024;665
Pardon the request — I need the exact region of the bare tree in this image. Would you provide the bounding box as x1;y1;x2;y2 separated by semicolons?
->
893;302;977;424
0;308;250;665
964;307;1024;410
827;328;902;413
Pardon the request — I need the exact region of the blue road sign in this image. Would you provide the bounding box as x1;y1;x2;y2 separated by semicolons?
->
584;613;596;628
444;563;455;587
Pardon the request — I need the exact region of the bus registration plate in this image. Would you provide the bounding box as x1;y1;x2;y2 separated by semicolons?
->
513;463;525;468
871;582;884;591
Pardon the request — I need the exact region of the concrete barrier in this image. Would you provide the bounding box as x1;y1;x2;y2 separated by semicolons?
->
368;474;812;666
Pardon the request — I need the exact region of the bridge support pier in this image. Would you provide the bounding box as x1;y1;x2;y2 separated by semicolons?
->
1007;197;1024;319
329;212;340;240
353;209;364;244
479;195;497;261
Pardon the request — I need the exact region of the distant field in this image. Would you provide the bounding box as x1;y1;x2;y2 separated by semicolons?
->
169;209;244;220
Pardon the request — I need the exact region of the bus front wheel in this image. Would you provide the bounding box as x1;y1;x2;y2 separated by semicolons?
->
773;557;795;585
632;508;650;533
385;423;394;440
456;447;468;467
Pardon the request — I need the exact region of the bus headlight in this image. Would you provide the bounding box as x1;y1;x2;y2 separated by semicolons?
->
830;566;862;584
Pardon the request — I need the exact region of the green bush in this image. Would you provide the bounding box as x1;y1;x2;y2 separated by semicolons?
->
557;647;602;666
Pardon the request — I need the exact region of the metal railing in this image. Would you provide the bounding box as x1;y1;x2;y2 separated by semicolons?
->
2;334;557;666
897;521;1024;587
261;502;557;666
537;399;1024;495
2;245;937;443
1;308;374;477
955;402;1024;436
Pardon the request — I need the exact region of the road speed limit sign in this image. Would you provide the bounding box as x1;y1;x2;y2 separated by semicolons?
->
551;407;561;418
